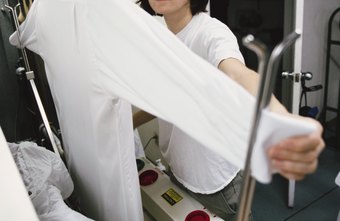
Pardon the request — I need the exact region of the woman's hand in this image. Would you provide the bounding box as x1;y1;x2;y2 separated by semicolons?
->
267;117;325;180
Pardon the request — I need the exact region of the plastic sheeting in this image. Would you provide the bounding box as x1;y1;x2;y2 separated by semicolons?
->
0;128;39;221
8;142;93;221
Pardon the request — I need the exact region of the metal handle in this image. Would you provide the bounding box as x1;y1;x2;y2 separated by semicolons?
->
236;31;301;221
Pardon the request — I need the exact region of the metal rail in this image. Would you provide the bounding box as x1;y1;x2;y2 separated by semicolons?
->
1;2;63;158
236;31;301;221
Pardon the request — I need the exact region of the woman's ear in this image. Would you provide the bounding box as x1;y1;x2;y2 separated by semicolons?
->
18;0;33;23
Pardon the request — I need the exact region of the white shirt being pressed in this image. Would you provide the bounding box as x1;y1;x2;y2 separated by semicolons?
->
9;1;262;220
159;13;244;194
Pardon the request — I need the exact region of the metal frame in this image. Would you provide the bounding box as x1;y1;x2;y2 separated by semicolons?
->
321;7;340;149
1;2;63;158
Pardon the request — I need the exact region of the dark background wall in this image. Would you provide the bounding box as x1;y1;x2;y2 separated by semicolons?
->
210;0;284;98
1;0;23;142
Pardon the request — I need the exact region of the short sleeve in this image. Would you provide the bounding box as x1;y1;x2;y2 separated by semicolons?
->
204;19;245;67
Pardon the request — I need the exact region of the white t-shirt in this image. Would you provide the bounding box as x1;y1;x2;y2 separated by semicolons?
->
10;1;263;220
177;13;245;67
158;13;315;192
159;13;244;194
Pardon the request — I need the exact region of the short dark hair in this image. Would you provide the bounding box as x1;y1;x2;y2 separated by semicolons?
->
137;0;208;16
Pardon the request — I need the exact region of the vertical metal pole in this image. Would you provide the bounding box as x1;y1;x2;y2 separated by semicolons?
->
288;72;301;208
2;3;62;158
236;35;269;221
288;0;304;208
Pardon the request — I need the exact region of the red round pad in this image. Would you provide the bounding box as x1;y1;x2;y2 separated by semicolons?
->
139;169;158;186
185;210;210;221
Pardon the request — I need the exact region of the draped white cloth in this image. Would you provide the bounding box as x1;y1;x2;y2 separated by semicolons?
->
0;128;39;221
8;142;93;221
10;0;315;220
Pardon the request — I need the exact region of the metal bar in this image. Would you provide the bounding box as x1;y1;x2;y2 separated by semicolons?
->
236;35;269;221
329;40;340;45
288;179;296;207
337;82;340;149
3;2;62;158
4;3;31;71
326;107;339;112
321;7;340;124
288;71;301;208
236;31;300;221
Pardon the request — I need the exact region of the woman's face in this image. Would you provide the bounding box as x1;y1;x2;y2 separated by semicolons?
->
148;0;190;16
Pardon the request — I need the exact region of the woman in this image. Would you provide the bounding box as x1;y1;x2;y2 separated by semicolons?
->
135;0;324;220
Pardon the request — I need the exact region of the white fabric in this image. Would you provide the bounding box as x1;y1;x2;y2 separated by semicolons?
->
159;13;243;194
9;0;315;220
0;128;39;221
134;129;145;158
8;142;92;221
177;13;245;67
164;126;240;194
252;109;315;182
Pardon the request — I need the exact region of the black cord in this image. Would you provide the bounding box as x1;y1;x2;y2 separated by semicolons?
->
143;135;158;150
299;90;307;109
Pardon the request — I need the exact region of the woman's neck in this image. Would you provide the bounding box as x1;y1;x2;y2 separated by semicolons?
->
164;8;193;34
